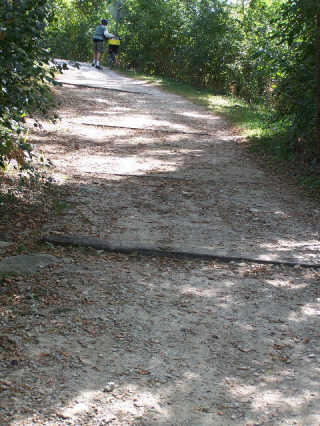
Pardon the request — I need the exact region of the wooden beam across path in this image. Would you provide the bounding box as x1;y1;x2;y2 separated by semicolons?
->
42;234;320;269
58;81;152;96
82;172;212;181
80;121;211;136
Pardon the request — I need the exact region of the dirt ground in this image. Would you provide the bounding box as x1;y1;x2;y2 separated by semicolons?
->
1;62;320;425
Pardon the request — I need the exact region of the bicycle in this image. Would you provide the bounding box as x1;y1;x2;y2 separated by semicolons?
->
107;37;120;69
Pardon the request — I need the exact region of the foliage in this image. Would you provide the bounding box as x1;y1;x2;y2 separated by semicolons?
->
270;0;318;156
46;0;112;61
225;0;319;166
120;0;237;90
0;0;56;170
229;0;285;103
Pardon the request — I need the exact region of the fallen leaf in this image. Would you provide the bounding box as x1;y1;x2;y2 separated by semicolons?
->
138;369;150;375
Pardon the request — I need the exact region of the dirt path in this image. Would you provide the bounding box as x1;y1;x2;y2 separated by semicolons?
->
42;62;320;265
1;62;320;425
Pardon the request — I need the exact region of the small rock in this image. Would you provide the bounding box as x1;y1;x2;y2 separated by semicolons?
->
103;382;115;393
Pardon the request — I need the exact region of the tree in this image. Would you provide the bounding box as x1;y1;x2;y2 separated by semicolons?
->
0;0;56;169
271;0;319;159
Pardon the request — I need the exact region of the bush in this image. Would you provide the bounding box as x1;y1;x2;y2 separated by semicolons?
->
0;0;56;170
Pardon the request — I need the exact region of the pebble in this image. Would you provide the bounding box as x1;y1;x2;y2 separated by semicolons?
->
103;382;115;393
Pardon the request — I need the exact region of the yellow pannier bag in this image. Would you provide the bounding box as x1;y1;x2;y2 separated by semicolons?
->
108;39;120;46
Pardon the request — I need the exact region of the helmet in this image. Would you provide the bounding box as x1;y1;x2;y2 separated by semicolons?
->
101;19;108;25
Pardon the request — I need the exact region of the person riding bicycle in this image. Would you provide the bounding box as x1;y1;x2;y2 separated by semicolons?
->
92;19;115;70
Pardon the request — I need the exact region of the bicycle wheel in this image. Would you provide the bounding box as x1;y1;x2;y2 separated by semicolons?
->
108;53;116;68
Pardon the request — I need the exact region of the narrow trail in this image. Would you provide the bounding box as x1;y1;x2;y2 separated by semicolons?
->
2;61;320;426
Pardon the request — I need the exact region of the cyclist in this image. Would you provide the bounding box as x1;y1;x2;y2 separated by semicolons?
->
92;19;115;70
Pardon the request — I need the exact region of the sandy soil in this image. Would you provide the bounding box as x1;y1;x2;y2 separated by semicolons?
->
1;61;320;425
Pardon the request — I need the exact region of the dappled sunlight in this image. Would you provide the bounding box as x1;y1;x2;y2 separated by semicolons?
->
207;96;238;107
179;284;219;298
301;302;320;316
228;375;320;420
180;110;222;120
56;392;98;419
176;280;237;299
287;308;316;323
253;238;320;264
20;384;169;424
251;389;288;409
286;300;320;322
68;154;179;174
265;279;308;290
182;371;200;381
29;103;215;178
94;99;131;112
76;113;203;133
261;239;320;250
